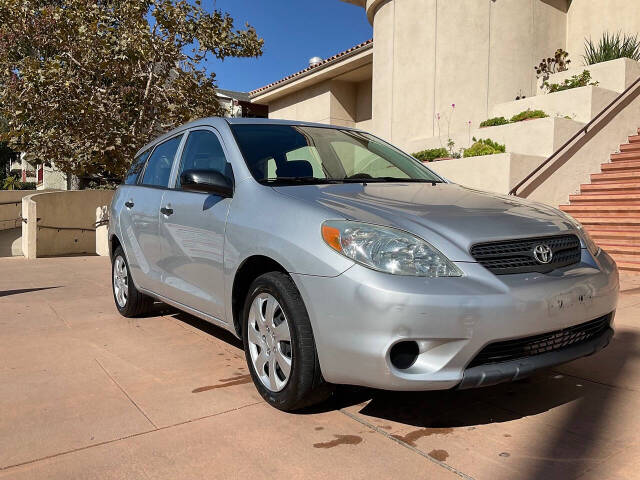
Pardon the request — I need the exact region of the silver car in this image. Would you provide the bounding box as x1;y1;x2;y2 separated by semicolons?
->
109;118;619;411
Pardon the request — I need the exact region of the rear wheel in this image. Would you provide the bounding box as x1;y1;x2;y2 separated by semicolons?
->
242;272;333;411
112;246;153;317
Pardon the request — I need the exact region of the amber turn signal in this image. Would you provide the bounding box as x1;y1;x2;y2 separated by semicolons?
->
321;224;342;252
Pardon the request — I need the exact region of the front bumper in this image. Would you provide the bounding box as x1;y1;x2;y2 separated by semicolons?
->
458;325;613;389
291;249;619;390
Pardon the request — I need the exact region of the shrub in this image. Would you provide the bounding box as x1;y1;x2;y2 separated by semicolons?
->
535;49;571;82
543;70;598;93
412;147;450;162
510;109;548;122
463;137;506;158
584;32;640;65
479;116;509;128
1;176;35;190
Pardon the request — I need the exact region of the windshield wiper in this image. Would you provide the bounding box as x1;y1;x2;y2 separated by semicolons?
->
342;176;444;184
260;176;341;185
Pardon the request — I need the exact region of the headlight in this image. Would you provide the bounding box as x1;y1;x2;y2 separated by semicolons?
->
559;211;601;257
581;227;601;257
321;220;463;277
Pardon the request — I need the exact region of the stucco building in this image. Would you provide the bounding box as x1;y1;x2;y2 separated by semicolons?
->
251;0;640;153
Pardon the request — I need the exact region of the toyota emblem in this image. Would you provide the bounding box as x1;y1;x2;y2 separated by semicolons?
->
532;244;553;264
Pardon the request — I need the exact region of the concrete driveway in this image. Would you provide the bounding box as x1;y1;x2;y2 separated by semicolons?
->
1;256;639;479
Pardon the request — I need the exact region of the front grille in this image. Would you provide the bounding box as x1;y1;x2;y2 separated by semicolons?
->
467;314;612;368
470;234;581;275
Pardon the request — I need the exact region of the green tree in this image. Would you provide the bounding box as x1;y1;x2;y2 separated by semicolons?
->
0;117;17;183
0;0;263;180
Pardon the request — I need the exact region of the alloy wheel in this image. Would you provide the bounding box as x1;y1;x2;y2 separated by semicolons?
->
113;256;129;308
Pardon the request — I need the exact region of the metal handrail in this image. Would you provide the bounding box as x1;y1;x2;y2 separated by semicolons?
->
509;74;640;196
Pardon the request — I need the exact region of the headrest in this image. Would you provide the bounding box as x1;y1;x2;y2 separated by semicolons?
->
276;160;314;178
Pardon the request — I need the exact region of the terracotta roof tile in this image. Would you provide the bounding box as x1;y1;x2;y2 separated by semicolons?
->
249;39;373;97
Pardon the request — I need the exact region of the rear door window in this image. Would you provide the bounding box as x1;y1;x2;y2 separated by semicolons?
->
124;150;150;185
141;135;183;187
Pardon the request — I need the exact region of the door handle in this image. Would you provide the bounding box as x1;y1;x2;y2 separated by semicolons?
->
160;206;174;216
124;200;134;208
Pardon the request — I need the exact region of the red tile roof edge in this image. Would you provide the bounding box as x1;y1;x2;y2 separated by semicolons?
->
249;39;373;97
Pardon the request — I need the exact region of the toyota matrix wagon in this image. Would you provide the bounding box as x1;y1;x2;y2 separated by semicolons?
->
109;118;619;411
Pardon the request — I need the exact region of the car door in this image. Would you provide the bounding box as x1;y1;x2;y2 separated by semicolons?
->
157;128;232;321
122;134;183;294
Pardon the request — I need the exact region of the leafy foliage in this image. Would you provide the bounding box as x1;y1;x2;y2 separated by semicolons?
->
479;117;509;128
478;110;548;129
412;147;450;162
510;109;548;122
0;117;18;182
543;70;599;93
463;137;506;158
535;49;571;82
584;32;640;65
1;175;34;190
0;0;263;180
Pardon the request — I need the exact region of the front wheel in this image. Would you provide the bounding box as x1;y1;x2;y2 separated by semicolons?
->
242;272;333;411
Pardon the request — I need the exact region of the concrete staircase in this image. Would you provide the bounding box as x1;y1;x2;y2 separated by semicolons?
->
560;129;640;272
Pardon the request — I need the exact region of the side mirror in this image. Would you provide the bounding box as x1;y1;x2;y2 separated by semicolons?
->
180;169;233;197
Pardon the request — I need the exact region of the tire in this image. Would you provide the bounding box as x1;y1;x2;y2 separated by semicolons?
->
112;246;153;317
242;272;333;411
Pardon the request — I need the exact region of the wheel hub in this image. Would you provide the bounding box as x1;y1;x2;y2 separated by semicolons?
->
113;256;129;308
247;292;293;392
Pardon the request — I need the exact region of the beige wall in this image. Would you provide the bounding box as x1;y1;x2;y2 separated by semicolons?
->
370;0;568;151
96;206;110;257
0;190;36;257
428;153;545;194
269;81;332;123
268;78;373;129
355;79;373;130
22;190;114;258
567;0;640;64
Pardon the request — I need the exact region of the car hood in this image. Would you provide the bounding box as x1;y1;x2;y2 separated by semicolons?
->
274;182;578;262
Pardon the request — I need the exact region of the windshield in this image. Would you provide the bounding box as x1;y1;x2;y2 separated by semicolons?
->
230;124;444;185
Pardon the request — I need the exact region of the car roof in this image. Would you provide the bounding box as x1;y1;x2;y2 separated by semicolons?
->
135;117;359;157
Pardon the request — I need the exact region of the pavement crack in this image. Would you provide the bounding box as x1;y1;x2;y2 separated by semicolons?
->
94;358;158;429
550;369;639;393
48;303;71;329
339;409;475;480
0;401;264;472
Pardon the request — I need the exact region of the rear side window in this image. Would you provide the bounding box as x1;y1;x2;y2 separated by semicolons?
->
176;130;227;188
124;150;150;185
140;135;182;187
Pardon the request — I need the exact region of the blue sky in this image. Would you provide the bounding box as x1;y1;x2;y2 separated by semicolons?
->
207;1;372;92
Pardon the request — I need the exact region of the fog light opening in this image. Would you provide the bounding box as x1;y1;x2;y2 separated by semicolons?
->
390;341;419;370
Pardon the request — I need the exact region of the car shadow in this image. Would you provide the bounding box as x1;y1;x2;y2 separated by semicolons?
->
153;304;244;350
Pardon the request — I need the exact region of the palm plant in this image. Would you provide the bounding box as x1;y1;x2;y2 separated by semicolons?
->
2;175;21;190
583;32;640;65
